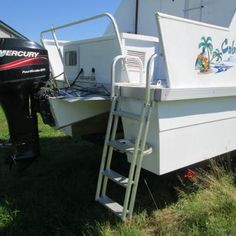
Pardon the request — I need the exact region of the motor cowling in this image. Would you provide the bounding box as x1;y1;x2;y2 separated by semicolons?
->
0;38;50;162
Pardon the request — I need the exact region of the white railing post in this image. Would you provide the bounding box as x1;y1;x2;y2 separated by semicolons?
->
51;28;70;87
111;55;144;98
111;55;126;98
145;53;157;105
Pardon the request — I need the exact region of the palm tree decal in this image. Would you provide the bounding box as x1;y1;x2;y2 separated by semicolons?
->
196;36;234;74
212;49;223;62
198;36;213;68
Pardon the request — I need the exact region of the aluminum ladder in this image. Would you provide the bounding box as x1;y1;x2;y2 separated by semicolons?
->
95;54;157;220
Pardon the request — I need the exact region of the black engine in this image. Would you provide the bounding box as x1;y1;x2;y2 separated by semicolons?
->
0;38;50;162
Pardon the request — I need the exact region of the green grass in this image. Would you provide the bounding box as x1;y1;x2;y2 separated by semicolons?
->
0;108;236;235
90;162;236;236
153;165;236;236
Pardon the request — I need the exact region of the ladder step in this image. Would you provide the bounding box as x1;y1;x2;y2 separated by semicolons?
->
97;196;125;217
108;139;134;154
108;139;153;155
113;110;140;121
103;169;131;187
97;195;126;218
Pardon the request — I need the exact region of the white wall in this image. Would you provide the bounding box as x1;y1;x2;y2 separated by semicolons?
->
138;0;185;36
105;0;236;37
157;12;236;88
104;0;186;36
186;0;236;27
104;0;136;35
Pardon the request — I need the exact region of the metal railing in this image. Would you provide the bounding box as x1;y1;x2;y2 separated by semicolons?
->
145;53;157;105
111;53;158;104
111;55;144;98
40;13;124;87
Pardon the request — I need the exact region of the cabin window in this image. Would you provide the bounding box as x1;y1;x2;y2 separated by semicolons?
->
65;51;77;66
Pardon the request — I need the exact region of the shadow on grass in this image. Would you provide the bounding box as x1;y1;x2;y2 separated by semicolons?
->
0;135;181;236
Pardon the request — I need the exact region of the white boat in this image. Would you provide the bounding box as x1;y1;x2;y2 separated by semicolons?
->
41;0;236;220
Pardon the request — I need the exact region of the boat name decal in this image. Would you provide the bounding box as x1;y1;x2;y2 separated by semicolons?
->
221;39;236;55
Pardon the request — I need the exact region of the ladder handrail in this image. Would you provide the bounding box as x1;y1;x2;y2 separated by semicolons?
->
40;13;124;86
145;53;158;105
111;53;158;103
111;55;144;98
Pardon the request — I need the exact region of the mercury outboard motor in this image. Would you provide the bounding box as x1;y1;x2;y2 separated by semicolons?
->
0;38;49;162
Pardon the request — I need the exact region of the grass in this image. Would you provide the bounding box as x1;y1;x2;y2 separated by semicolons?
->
153;163;236;235
90;161;236;236
0;108;236;235
87;165;236;236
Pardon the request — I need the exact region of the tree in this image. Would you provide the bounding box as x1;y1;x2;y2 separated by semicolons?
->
212;49;223;62
198;36;213;68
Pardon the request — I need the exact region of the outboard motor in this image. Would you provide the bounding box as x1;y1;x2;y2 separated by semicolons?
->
0;38;49;162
